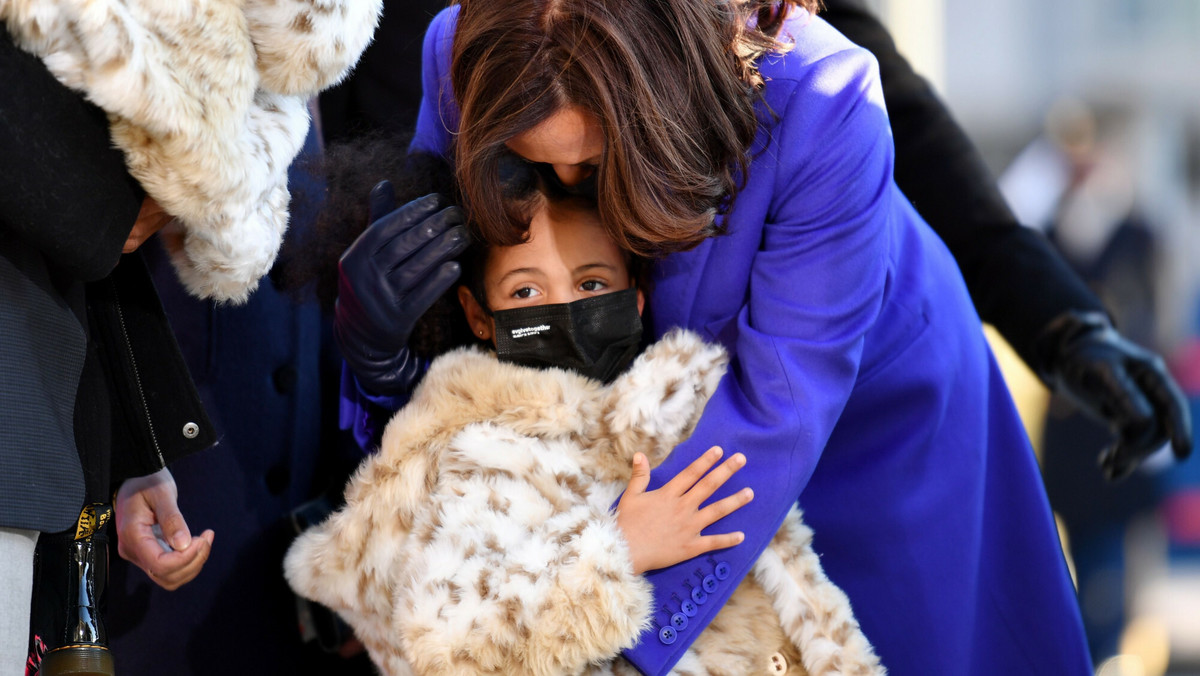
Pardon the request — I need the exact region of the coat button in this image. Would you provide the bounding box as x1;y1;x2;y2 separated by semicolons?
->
658;626;677;645
769;652;788;674
690;586;708;605
702;574;718;593
714;561;731;580
670;612;688;631
680;599;698;617
182;422;200;439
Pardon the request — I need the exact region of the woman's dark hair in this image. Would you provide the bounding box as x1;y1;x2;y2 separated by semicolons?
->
451;0;818;258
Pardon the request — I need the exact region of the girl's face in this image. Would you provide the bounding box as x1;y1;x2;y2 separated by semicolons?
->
458;198;644;344
505;105;603;188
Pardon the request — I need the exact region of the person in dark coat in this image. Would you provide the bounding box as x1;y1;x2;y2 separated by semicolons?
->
318;0;447;142
0;30;215;675
104;126;376;676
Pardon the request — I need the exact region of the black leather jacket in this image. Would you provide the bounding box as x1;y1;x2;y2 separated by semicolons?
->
0;31;213;533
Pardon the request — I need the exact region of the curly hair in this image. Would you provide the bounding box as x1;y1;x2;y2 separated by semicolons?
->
278;136;478;359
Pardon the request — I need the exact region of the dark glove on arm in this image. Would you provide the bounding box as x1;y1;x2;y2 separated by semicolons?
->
333;180;469;396
1034;310;1193;480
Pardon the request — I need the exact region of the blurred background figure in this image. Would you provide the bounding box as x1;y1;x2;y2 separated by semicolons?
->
1002;96;1165;665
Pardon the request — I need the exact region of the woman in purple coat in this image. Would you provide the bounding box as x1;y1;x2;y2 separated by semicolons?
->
337;1;1092;673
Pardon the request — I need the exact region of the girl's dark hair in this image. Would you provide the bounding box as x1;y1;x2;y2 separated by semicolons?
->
279;134;458;307
278;136;477;359
451;0;817;258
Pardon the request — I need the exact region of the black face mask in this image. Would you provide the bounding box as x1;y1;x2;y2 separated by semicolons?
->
490;288;643;383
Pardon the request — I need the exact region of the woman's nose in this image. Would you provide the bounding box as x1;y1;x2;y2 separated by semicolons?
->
552;163;596;187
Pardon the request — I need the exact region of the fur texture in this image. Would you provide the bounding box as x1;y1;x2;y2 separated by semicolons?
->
286;330;884;675
0;0;381;302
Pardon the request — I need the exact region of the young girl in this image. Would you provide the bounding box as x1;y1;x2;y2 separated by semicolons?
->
283;153;883;675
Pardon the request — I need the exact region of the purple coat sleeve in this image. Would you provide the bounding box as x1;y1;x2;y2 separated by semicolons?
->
410;5;459;157
337;364;412;453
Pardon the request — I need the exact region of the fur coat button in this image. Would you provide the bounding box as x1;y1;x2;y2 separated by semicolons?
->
769;651;788;674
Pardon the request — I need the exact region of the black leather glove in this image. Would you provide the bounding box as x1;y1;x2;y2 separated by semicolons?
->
1034;310;1193;480
333;180;469;396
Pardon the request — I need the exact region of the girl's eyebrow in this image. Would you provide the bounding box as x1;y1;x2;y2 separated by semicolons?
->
495;266;542;286
574;262;619;275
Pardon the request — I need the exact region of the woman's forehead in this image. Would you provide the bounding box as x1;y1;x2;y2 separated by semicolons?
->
505;105;604;166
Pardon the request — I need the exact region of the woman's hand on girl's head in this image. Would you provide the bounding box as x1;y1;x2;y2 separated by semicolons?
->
615;446;753;575
334;181;470;395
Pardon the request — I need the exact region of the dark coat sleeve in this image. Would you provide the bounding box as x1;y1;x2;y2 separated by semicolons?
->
820;0;1107;367
317;0;447;141
0;30;142;282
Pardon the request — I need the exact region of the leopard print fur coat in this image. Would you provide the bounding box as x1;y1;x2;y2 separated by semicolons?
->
0;0;381;302
286;330;884;676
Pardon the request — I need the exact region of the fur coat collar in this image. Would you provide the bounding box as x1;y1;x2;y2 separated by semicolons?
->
286;330;884;675
0;0;381;302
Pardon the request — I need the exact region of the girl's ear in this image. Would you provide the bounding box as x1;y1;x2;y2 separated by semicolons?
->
457;285;493;343
636;288;645;317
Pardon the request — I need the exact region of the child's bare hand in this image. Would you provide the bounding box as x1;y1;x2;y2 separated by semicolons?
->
616;446;753;575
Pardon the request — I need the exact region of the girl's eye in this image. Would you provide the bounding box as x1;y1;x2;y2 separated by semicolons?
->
512;286;540;300
580;279;608;293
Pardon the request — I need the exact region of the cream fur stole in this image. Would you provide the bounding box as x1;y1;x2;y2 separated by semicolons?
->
0;0;381;302
286;330;885;676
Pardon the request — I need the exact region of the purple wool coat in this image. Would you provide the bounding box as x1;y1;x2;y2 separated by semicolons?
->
338;6;1093;675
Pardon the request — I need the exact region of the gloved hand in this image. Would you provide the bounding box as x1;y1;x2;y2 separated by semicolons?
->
334;180;469;395
1034;310;1193;480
